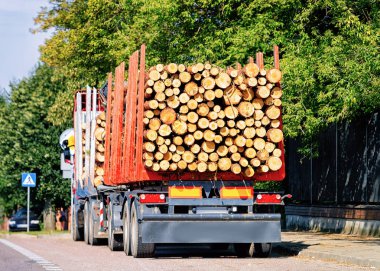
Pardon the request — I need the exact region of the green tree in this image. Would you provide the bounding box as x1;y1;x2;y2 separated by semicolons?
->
34;0;380;153
0;65;71;215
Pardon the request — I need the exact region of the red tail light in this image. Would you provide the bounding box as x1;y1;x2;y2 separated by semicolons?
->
139;194;166;204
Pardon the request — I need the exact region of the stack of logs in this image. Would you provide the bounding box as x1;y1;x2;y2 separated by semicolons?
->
81;112;106;186
143;60;284;177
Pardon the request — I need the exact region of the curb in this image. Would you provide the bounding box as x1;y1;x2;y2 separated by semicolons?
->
274;244;379;269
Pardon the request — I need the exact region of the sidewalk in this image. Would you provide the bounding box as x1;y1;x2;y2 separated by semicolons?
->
274;231;380;269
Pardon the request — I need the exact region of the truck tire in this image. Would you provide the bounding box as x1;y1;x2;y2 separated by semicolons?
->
84;201;90;244
71;206;83;241
234;243;254;257
107;204;123;251
254;243;272;258
88;201;99;246
123;201;131;256
130;203;155;258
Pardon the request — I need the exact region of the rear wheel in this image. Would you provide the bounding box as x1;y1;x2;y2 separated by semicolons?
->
71;206;83;241
107;204;123;251
123;201;131;256
130;203;155;258
88;201;99;246
234;243;254;257
254;243;272;258
84;201;89;244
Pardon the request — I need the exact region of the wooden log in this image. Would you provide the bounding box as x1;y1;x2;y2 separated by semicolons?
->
273;148;282;157
177;64;186;73
218;158;232;171
253;138;266;151
259;69;267;76
148;118;161;131
223;86;242;105
95;127;105;141
208;162;218;172
144;110;154;119
158;102;166;110
267;156;282;171
179;72;191;83
207;101;215;108
216;119;225;128
207;111;218;121
169;163;178;171
164;78;172;87
179;114;188;122
242;88;255;101
265;142;276;153
153;109;161;116
210;67;219;76
225;137;233;146
144;142;156;152
271;119;281;128
187;99;198;110
187;65;198;74
225;106;238;119
164;138;171;146
255;127;266;138
169;144;177;153
96;166;104;176
234;135;246;147
266;105;281;120
166;63;178;74
258;77;267;86
271;87;282;99
202;77;216;90
244;166;255;177
204;62;211;70
167;96;180;109
245;148;256;159
266;68;282;83
172;153;181;162
203;130;215;142
194;93;204;103
155;136;165;146
229;128;238;137
256;86;270;99
176;146;185;155
250;158;261;167
146;79;155;87
188;123;197;133
257;149;269;161
143;152;154;160
172;120;188;135
231;164;242;174
229;145;238;154
188;162;198;171
245;118;255;127
149;70;160;81
184;134;195;146
198;152;209;162
144;160;153;169
143;117;150;125
243;63;260;78
239;157;249;168
153;80;165;93
238;102;254;118
220;127;229;136
231;152;241;162
197;161;208;173
228;68;239;78
172;79;181;88
184;81;198;96
204;90;216;101
177;160;187;170
209;153;219;162
266;83;274;90
187;111;199;124
197;103;209;116
173;136;183;146
254;120;262;128
254;110;264;121
159;144;168;154
163;152;172;161
198;118;210;129
212;89;223;99
193;130;203;140
179;105;189;114
252;98;264;110
214;134;223;144
190;143;201;154
217;110;225;119
246;138;253;148
179;93;190;104
165;87;174;97
143;129;158;141
215;73;232;89
267;128;283;143
273;99;282;107
202;141;216;153
258;165;269;173
194;73;202;81
261;116;271;126
209;121;218;131
155;64;164;72
158;124;172;136
160;107;177;125
198;86;205;94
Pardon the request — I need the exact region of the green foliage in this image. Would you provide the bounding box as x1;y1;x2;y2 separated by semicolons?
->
34;0;380;153
0;65;70;215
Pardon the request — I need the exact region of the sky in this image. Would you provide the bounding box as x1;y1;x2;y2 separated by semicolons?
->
0;0;50;92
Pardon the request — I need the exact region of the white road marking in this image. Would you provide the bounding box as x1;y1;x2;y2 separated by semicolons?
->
0;239;63;271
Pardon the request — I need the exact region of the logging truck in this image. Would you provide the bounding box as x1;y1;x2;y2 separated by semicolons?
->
64;44;289;258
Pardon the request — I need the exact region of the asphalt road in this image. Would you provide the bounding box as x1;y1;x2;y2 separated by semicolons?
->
0;234;374;271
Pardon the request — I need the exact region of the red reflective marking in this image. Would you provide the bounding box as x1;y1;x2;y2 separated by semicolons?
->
139;194;165;204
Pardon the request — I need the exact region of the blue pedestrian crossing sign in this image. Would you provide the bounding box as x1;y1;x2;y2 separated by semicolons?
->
21;173;36;187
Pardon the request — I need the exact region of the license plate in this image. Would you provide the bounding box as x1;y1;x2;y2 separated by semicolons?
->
17;224;27;228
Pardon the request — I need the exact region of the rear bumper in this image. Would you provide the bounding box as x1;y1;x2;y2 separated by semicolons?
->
141;213;281;243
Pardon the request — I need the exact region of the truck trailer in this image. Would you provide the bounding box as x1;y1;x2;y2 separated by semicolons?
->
65;44;289;258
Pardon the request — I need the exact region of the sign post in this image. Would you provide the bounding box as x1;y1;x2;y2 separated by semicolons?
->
21;173;36;232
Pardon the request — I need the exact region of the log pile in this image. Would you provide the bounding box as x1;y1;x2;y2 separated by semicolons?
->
142;60;283;177
94;112;106;186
